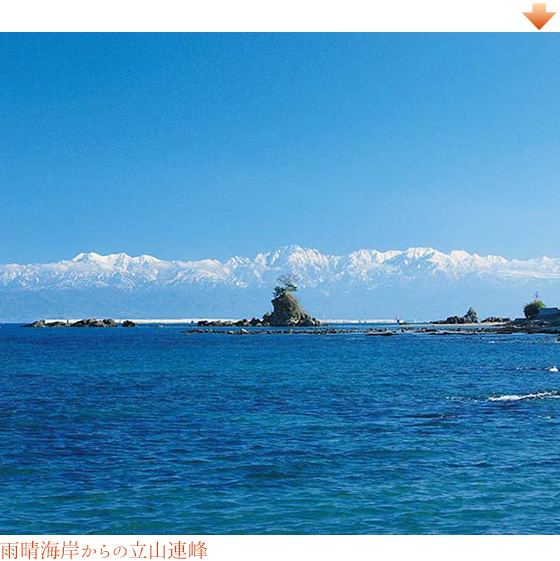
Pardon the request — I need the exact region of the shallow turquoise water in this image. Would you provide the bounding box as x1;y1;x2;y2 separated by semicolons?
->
2;325;560;534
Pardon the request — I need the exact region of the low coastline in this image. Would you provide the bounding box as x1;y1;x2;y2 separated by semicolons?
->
27;318;556;335
42;317;402;325
180;322;513;336
22;315;560;336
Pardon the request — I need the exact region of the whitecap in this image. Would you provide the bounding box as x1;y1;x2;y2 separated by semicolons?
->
515;366;558;372
489;391;560;402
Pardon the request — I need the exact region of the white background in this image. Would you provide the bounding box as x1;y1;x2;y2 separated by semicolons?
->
1;535;560;561
0;0;558;31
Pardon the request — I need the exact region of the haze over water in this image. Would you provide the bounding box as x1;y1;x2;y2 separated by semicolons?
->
2;325;560;534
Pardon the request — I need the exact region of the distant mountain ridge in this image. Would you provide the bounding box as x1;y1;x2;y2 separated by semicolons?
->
2;245;560;321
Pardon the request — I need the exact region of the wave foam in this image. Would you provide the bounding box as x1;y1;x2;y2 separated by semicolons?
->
489;391;560;402
515;366;558;372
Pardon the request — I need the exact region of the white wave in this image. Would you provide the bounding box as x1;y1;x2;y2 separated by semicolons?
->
489;391;560;402
515;366;559;372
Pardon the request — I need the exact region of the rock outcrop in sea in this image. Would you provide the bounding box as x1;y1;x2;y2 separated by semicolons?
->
481;316;510;323
434;307;479;324
23;320;69;327
24;320;47;327
198;282;320;328
71;318;117;327
23;318;131;327
262;290;320;327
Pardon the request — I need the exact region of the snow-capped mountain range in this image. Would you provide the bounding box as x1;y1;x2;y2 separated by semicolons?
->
1;245;560;321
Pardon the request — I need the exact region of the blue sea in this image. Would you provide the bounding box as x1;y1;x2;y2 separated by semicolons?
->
2;324;560;534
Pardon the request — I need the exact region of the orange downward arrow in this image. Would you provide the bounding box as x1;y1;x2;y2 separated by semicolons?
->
523;3;556;30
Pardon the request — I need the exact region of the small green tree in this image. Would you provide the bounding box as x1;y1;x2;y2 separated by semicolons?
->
524;299;545;319
273;275;298;298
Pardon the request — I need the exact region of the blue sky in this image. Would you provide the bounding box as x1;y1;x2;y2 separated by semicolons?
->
1;33;559;263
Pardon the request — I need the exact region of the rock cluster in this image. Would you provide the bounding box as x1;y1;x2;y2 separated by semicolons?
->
434;307;479;324
198;317;265;328
25;320;49;327
198;291;320;328
481;316;510;323
23;320;69;327
497;317;560;335
71;318;117;327
23;318;134;327
183;325;512;336
184;327;356;335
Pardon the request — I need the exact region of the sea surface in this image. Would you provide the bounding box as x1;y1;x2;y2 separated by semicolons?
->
2;324;560;534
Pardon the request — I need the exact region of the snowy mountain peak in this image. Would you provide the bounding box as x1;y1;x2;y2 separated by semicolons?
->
72;251;107;262
7;245;560;285
2;245;560;321
71;252;161;267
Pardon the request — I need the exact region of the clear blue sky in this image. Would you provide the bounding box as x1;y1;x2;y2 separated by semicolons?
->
1;33;559;263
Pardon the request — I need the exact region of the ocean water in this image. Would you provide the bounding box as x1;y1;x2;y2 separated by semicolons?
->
2;324;560;534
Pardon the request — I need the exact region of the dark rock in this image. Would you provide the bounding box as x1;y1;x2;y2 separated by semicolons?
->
122;320;136;327
464;307;479;323
71;318;117;327
24;319;70;327
23;320;45;327
198;319;236;327
435;315;460;324
71;319;101;327
434;307;479;325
